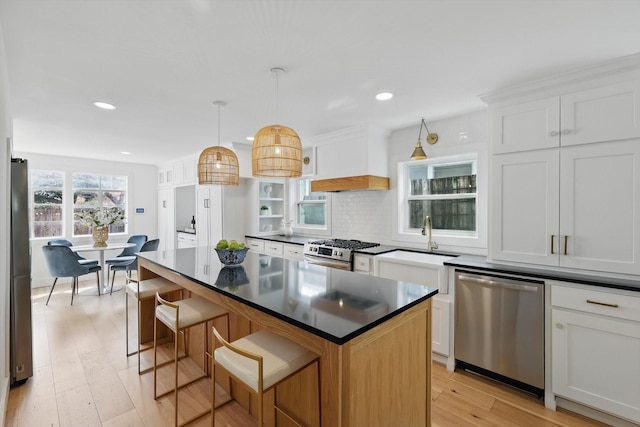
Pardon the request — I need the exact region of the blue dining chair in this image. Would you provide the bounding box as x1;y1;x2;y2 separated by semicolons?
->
47;239;99;266
105;234;148;283
109;238;160;294
42;245;102;305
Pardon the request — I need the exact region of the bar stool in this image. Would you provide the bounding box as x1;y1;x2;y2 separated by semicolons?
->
211;327;320;427
154;293;229;427
126;277;183;374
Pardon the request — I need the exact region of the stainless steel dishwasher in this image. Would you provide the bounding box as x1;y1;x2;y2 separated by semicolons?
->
455;270;544;397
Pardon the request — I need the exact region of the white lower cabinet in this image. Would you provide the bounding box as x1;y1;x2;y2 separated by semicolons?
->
373;253;452;356
177;232;196;248
245;237;265;253
353;254;373;275
551;283;640;424
264;241;283;257
283;243;304;260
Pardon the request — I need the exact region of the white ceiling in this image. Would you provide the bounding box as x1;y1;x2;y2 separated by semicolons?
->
2;0;640;166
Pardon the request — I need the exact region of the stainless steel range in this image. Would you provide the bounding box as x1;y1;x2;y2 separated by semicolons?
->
303;239;380;270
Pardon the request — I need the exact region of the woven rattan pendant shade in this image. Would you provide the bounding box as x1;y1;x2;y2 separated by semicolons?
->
198;146;239;185
197;101;239;185
252;124;302;177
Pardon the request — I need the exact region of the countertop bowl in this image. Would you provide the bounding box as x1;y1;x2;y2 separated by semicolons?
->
215;247;249;266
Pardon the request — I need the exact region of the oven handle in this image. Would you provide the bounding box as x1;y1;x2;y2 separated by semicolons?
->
304;254;352;270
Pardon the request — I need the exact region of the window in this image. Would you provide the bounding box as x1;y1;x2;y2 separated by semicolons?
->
403;156;477;235
296;179;327;228
30;170;64;238
73;173;127;236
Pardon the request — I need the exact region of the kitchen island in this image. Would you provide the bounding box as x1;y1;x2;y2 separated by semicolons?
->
137;247;438;427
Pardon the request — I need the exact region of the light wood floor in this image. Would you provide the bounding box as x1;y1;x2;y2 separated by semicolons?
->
6;277;609;427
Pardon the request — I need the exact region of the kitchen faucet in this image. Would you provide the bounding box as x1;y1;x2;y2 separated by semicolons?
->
421;215;438;252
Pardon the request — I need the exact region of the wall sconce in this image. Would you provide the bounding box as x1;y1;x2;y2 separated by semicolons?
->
410;118;438;160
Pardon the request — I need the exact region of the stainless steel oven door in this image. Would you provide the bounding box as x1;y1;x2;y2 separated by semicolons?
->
303;254;352;270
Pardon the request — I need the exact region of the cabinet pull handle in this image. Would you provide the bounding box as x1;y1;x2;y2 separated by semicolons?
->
561;129;572;135
550;235;555;254
586;299;619;308
563;235;568;256
549;131;559;136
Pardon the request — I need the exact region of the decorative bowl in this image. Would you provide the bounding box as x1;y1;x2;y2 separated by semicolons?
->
215;247;249;266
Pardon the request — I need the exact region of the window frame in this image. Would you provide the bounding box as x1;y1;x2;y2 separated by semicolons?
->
396;153;480;246
29;169;65;239
72;172;128;237
290;178;331;236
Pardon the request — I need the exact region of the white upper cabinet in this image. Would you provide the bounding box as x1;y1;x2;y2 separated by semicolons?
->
158;155;198;188
489;149;560;266
492;80;640;154
490;139;640;275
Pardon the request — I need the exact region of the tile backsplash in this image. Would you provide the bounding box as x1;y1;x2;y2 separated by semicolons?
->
330;190;393;243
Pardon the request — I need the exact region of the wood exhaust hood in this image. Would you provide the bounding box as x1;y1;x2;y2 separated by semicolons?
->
311;175;390;192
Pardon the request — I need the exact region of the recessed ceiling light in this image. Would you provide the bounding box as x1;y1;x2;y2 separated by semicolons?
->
120;151;130;155
93;101;116;110
246;136;254;141
375;92;393;101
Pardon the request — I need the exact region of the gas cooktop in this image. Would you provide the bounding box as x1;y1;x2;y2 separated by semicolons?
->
307;239;380;250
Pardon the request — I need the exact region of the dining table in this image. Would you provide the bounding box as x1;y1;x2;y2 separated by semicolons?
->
71;242;135;295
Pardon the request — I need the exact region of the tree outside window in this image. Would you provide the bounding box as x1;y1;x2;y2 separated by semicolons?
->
30;170;64;238
73;173;127;236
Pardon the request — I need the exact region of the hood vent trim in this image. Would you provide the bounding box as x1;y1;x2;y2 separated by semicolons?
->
311;175;390;192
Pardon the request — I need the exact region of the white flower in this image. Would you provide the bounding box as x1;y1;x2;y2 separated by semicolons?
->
75;207;126;227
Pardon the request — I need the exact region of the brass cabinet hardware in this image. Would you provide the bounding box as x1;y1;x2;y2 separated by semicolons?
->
586;299;619;308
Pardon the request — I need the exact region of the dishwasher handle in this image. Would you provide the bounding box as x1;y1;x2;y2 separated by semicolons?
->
457;274;541;292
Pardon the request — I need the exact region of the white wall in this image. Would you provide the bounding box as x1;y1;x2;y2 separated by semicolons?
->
0;19;12;426
326;110;489;254
13;152;159;287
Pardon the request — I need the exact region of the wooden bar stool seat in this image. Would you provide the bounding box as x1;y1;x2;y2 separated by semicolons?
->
126;277;183;374
154;293;229;427
212;327;320;427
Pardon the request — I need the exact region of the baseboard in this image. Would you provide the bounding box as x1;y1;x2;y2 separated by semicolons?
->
556;397;640;427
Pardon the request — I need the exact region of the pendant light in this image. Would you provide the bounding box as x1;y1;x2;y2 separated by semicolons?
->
410;118;438;160
198;101;239;185
252;67;302;177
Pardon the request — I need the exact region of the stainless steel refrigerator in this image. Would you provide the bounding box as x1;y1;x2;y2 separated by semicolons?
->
10;158;33;385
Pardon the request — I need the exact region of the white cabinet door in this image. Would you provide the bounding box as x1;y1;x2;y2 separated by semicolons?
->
157;188;175;251
552;308;640;423
489;150;560;265
559;141;640;274
264;241;284;257
283;243;305;260
492;81;640;154
196;186;222;249
431;297;450;356
560;81;640;147
353;254;373;275
491;97;560;154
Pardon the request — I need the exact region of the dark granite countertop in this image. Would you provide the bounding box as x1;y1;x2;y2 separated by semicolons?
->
139;248;438;344
445;255;640;292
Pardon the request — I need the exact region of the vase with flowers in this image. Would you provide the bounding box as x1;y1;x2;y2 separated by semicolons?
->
75;207;126;247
